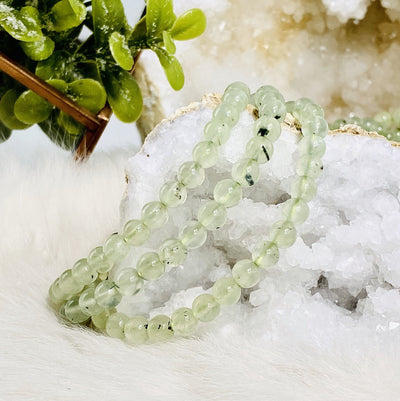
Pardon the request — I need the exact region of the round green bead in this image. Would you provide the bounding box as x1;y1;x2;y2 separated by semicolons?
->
374;111;392;128
177;161;205;189
252;241;279;268
213;178;242;207
270;220;297;248
59;269;84;298
302;116;328;138
253;115;281;142
246;136;274;164
141;201;169;228
291;176;317;202
298;102;324;120
171;307;198;336
298;135;326;159
49;278;66;303
147;315;174;342
203;120;230;145
87;246;113;274
258;98;286;121
124;316;149;345
103;233;130;263
91;308;116;330
232;259;260;288
212;277;241;305
137;252;165;281
64;296;90;323
179;220;208;249
72;258;98;286
114;268;143;296
94;280;122;308
79;287;104;316
222;88;249;110
192;141;219;168
254;85;284;105
225;81;250;97
159;238;187;267
231;158;260;187
192;294;220;322
159;181;187;207
123;219;150;246
212;102;241;127
391;108;400;127
282;198;309;225
106;312;128;339
296;156;323;178
198;200;227;230
285;100;295;114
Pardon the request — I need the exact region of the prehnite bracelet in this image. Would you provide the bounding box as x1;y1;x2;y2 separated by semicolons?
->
48;82;328;345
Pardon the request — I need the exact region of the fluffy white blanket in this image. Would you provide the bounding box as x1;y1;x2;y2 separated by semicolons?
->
1;132;400;401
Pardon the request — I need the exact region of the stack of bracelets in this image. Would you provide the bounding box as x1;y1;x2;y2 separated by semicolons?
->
48;82;328;345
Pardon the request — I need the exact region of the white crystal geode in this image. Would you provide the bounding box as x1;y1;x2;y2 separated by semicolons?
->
119;95;400;340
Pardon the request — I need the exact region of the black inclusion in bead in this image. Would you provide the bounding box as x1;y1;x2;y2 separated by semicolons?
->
258;128;269;136
261;145;270;161
245;174;254;186
274;115;281;120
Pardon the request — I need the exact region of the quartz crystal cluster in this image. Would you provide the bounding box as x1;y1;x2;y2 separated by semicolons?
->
136;0;400;134
121;96;400;338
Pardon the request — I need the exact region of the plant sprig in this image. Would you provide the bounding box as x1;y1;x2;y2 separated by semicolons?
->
0;0;206;149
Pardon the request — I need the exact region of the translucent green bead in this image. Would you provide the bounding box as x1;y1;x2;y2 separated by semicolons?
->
225;81;250;97
147;315;174;341
114;268;143;296
212;102;241;127
222;88;249;110
213;179;242;207
106;312;128;339
192;294;220;322
212;277;241;305
246;136;274;164
254;85;284;105
159;238;187;267
87;246;113;274
179;221;208;249
302;116;328;138
391;108;400;127
64;296;90;323
171;308;198;336
49;278;66;303
253;116;281;142
232;259;261;288
198;200;227;230
137;252;165;281
103;234;130;263
192;141;219;168
374;111;392;128
91;308;116;330
298;135;326;159
141;201;169;228
94;280;122;308
231;158;260;187
124;316;149;345
270;220;297;248
59;269;84;297
292;97;313;119
282;198;310;225
72;258;98;286
123;219;150;246
296;156;323;179
329;119;346;130
177;161;205;189
252;241;279;268
258;99;286;122
79;287;104;316
159;181;187;207
362;118;379;132
285;100;295;114
203;120;230;145
291;176;317;202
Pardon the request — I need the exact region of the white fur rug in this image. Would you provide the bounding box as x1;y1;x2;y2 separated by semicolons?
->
1;133;400;401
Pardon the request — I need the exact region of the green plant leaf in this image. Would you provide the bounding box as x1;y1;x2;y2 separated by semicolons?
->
57;111;83;136
14;90;53;124
49;0;86;32
146;0;175;39
162;30;176;54
92;0;126;45
109;32;134;71
68;78;107;113
129;15;147;46
0;119;12;143
0;90;31;130
170;8;206;40
0;4;42;42
35;50;76;80
20;35;55;61
154;47;184;91
47;79;69;93
102;68;142;123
